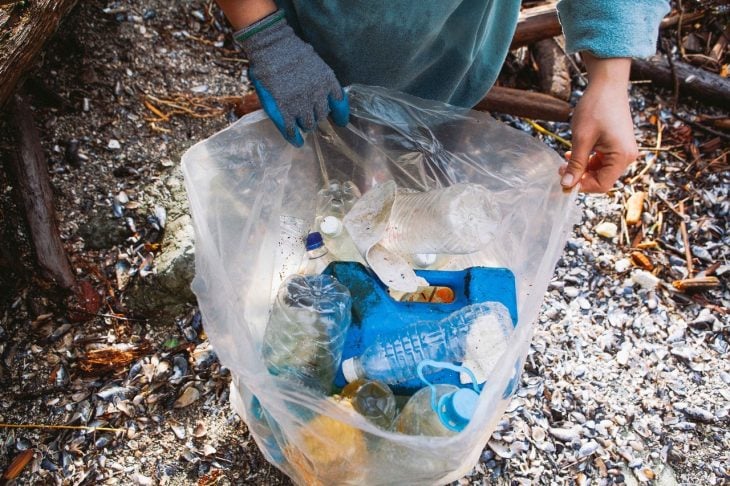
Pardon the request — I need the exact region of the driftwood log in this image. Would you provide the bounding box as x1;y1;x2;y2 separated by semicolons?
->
532;38;572;101
631;56;730;109
237;85;572;123
0;0;79;108
512;3;562;50
6;94;75;289
475;86;571;121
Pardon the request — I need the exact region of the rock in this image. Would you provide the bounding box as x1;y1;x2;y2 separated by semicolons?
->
656;464;678;486
78;213;130;250
595;222;618;239
126;168;196;317
107;139;121;150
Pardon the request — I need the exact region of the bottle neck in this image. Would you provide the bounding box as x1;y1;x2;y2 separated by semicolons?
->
307;245;328;259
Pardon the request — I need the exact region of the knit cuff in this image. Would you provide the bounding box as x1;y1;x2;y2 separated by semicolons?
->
233;9;286;43
557;0;670;58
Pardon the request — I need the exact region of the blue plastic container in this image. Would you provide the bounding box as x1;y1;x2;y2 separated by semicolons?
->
323;262;518;394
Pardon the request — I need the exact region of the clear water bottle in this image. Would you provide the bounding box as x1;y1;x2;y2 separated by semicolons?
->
299;232;335;275
341;302;512;385
262;274;352;393
393;384;477;436
341;379;397;429
317;180;361;218
315;180;363;262
382;183;499;255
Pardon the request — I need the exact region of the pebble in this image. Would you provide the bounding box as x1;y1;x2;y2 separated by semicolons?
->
595;222;618;239
564;286;579;298
107;139;121;150
614;258;631;273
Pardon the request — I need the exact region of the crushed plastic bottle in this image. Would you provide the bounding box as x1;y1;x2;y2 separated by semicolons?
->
299;232;335;275
382;183;499;255
262;274;352;393
315;180;363;262
393;361;480;436
341;379;397;429
341;302;512;385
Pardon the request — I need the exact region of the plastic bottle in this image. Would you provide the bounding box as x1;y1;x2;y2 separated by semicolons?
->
381;183;499;255
411;253;439;268
299;232;335;275
317;180;361;217
393;384;477;436
341;379;397;429
262;274;352;393
341;302;512;385
315;180;363;262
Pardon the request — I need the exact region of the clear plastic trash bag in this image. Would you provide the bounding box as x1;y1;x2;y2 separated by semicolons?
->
182;85;579;485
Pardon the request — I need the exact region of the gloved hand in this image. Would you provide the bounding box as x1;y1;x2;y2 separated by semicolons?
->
235;10;349;147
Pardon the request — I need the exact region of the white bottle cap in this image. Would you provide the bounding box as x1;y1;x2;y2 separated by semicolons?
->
412;253;437;267
320;216;343;237
341;357;359;383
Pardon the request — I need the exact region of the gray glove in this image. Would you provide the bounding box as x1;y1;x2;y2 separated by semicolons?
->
235;10;349;147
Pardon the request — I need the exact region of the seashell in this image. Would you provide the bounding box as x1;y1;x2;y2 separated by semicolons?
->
549;427;580;442
173;387;200;408
192;421;207;438
96;386;135;401
578;440;599;457
488;440;513;459
169;420;186;440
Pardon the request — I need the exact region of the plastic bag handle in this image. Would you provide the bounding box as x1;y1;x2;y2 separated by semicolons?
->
416;359;481;412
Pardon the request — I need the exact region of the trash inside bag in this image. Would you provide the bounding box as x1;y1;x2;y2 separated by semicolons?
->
182;85;579;485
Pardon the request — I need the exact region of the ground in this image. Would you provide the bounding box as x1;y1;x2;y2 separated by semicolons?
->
0;1;728;485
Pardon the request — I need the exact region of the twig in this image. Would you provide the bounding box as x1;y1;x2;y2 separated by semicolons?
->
656;193;689;221
677;0;686;61
629;119;663;184
674;113;730;142
0;423;126;433
525;119;572;148
678;200;694;278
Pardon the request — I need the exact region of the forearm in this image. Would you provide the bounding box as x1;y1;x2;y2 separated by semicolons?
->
583;53;631;93
215;0;277;30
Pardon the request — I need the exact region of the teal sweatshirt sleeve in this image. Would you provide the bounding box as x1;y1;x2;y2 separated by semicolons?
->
557;0;670;58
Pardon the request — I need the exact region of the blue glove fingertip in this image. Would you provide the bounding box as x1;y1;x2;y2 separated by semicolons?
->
327;89;350;127
250;69;304;148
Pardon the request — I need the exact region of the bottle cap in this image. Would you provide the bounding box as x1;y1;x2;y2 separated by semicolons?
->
319;216;343;237
305;232;324;251
341;357;359;383
412;253;437;267
438;388;479;432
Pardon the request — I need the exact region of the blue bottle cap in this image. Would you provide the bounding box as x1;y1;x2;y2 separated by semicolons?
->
438;388;479;432
305;232;324;251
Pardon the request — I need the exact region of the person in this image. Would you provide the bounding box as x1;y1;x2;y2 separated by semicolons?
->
215;0;669;193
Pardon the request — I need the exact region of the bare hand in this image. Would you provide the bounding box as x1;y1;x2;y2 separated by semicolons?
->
560;55;638;193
